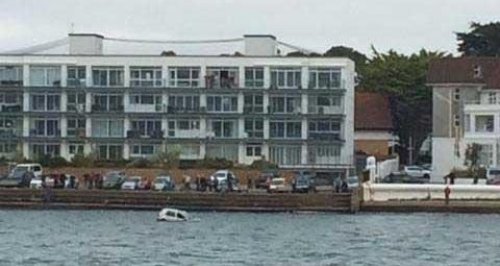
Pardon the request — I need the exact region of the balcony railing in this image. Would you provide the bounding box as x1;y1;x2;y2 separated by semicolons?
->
1;104;22;112
205;76;239;89
67;128;86;138
126;129;164;139
167;106;202;114
67;78;87;87
308;132;342;141
0;80;23;87
29;129;61;137
130;79;164;87
91;105;124;112
0;129;22;138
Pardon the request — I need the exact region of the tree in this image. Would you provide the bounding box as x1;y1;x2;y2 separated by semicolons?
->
456;22;500;56
160;50;176;56
464;143;482;184
324;46;368;74
361;48;447;164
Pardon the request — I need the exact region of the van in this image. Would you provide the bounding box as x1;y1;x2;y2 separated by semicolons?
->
11;163;43;177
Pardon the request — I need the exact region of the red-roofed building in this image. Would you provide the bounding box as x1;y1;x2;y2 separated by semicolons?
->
354;91;397;158
427;57;500;181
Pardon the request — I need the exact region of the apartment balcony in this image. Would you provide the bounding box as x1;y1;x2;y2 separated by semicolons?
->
464;100;500;113
67;104;86;113
91;105;124;113
308;132;343;141
127;130;164;139
167;106;203;114
130;79;165;88
1;104;22;113
67;78;87;87
308;79;346;90
29;129;61;138
126;104;164;113
205;76;239;89
67;128;86;138
308;106;344;115
0;129;22;139
0;80;23;87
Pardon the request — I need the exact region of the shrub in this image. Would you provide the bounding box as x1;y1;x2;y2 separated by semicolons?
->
249;159;278;170
71;152;96;168
126;157;153;168
196;157;234;169
38;155;69;168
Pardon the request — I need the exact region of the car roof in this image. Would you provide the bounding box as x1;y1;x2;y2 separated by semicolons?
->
16;163;41;167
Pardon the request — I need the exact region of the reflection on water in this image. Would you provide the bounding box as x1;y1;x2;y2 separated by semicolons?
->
0;210;498;265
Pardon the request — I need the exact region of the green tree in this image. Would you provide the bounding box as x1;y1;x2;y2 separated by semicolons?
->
456;22;500;56
324;46;368;74
361;48;447;164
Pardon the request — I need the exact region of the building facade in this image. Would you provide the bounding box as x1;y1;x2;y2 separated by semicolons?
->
428;57;500;181
0;34;355;172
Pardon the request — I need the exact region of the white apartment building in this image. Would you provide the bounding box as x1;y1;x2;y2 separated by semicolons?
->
428;57;500;181
0;33;355;172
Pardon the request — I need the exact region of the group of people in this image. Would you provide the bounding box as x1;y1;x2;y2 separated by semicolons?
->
82;173;104;189
41;173;77;189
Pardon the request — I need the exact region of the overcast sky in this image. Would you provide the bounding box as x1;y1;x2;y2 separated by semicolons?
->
1;0;499;56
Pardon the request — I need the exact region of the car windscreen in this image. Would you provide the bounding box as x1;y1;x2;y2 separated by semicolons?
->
489;170;500;176
215;173;226;178
105;175;121;182
14;167;28;172
155;177;170;183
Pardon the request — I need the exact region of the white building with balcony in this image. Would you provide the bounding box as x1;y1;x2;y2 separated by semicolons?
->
428;57;500;181
0;33;355;174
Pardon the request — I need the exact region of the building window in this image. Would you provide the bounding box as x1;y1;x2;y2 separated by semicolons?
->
209;119;237;138
129;94;160;105
270;121;302;139
92;94;123;112
309;67;341;89
244;67;264;88
478;144;493;167
168;95;200;112
488;92;497;104
130;67;162;87
473;65;483;79
207;95;238;113
270;67;301;89
206;67;239;89
30;66;61;87
67;93;86;112
475;115;494;133
246;145;262;157
130;120;162;137
68;143;84;155
67;66;86;86
169;67;200;87
0;142;17;153
453;88;460;101
243;94;263;113
206;144;238;161
31;94;60;111
31;144;60;158
92;67;124;87
454;115;460;127
67;119;86;137
308;145;341;164
97;144;122;160
92;119;123;138
308;95;341;114
270;96;301;114
244;119;264;138
31;119;60;137
0;66;23;86
269;145;301;166
308;120;341;140
167;119;200;137
131;144;157;157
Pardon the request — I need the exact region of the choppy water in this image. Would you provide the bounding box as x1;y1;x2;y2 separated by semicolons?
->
0;210;498;266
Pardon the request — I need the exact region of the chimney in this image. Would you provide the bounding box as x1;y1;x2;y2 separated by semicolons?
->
244;34;277;56
69;33;104;55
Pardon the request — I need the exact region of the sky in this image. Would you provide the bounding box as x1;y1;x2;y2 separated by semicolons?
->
0;0;499;56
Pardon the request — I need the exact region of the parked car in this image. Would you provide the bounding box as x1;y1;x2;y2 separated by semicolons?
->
210;170;239;192
11;163;43;178
382;172;429;184
255;170;278;189
292;170;314;193
121;176;141;190
102;171;126;190
153;174;175;191
0;168;34;188
268;177;292;193
486;168;500;185
404;165;431;178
